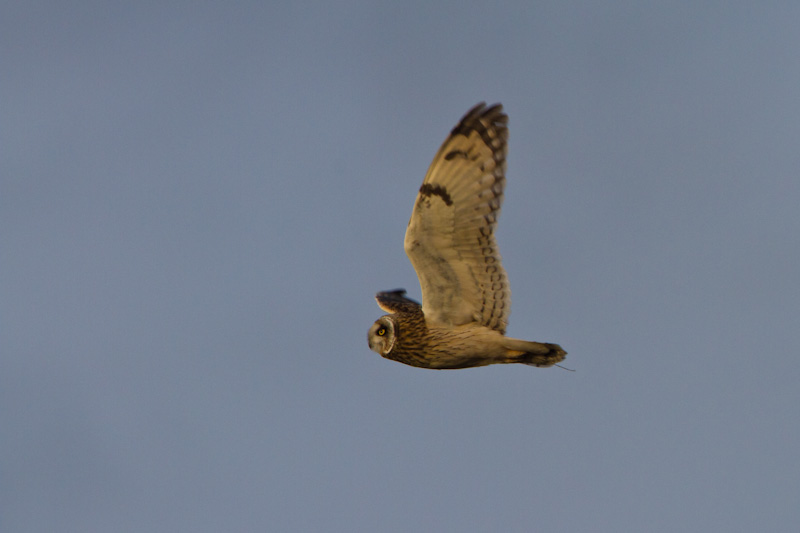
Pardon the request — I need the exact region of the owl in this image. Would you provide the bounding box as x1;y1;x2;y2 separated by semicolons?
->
367;103;566;369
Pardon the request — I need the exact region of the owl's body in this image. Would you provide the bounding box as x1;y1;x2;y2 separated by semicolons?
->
368;103;566;369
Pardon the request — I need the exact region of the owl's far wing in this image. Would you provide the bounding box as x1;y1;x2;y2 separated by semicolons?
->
375;289;422;314
404;103;511;334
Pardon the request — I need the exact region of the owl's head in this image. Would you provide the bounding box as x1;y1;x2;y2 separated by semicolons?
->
367;316;397;356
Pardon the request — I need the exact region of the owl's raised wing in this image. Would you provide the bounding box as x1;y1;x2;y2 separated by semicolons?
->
404;103;511;334
375;289;421;314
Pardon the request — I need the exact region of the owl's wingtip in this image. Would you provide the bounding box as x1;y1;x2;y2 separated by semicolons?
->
375;290;422;312
376;288;407;297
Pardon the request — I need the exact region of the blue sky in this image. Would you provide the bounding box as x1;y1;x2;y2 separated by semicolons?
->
4;2;799;531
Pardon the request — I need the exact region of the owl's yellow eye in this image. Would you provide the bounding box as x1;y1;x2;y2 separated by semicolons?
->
377;327;386;336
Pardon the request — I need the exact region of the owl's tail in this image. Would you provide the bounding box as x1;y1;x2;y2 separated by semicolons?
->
503;338;567;368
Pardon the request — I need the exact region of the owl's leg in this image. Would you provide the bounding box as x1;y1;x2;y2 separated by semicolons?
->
502;338;566;367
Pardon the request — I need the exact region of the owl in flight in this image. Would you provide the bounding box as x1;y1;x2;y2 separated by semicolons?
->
367;103;566;369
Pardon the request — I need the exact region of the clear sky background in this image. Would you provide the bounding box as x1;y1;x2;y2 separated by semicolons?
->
4;2;799;531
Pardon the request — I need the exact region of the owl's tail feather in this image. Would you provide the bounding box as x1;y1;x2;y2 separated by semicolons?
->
503;338;567;368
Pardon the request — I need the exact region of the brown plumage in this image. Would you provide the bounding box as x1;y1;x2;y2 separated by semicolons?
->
367;103;566;370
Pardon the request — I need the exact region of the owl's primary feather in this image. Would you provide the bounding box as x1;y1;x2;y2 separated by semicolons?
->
404;103;510;333
368;103;566;370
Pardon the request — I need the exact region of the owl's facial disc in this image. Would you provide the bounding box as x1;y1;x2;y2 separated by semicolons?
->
368;317;396;355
